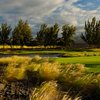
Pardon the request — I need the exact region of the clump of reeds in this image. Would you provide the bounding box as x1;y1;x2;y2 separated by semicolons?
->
30;81;81;100
58;64;85;83
4;56;60;81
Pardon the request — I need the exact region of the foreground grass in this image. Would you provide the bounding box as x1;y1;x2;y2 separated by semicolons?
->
31;81;81;100
0;56;100;100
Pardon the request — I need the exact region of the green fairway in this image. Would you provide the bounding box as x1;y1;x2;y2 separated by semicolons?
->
1;49;100;57
54;56;100;73
0;50;66;54
55;56;100;64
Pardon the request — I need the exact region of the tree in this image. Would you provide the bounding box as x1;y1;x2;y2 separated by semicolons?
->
36;24;47;46
12;19;33;48
61;24;76;48
81;17;100;47
45;23;59;46
0;23;11;48
56;37;64;46
36;23;59;47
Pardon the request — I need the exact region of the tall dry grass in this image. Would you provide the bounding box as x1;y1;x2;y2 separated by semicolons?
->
0;56;100;99
30;81;81;100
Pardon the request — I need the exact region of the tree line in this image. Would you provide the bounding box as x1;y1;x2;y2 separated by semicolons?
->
0;17;100;49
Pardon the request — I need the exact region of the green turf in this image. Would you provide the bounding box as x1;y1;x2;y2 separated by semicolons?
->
54;56;100;73
18;50;66;54
0;50;66;54
55;56;100;64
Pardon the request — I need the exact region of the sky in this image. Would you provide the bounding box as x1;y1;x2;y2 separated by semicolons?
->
0;0;100;36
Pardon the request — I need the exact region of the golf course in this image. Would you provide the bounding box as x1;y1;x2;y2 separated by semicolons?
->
0;16;100;100
1;48;100;74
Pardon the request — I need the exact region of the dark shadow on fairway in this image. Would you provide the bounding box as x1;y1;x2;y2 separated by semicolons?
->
86;64;100;68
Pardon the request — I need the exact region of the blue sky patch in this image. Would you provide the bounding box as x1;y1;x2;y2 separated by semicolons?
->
74;0;100;10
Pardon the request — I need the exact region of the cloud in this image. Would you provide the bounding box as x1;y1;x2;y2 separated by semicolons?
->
0;0;100;36
42;0;100;31
0;0;64;27
0;0;64;17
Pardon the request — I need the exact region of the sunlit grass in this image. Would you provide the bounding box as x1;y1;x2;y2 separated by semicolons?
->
0;56;100;99
55;56;100;64
31;81;81;100
54;56;100;73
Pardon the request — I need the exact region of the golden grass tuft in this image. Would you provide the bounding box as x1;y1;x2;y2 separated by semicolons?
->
0;56;31;65
30;81;81;100
39;62;60;80
31;81;59;100
59;64;85;83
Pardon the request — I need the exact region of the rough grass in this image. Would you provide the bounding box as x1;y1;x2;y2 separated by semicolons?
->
0;56;100;100
31;81;81;100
